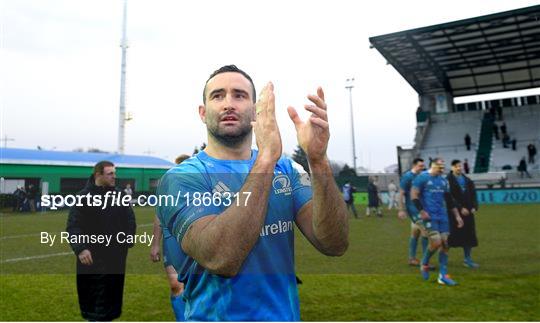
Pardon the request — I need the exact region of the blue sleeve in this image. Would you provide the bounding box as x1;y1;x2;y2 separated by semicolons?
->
399;173;410;191
412;174;425;191
157;165;221;243
289;160;313;216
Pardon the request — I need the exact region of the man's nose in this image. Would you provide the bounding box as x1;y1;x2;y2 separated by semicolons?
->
223;94;235;110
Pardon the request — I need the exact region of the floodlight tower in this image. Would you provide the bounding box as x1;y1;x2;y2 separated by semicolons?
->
117;0;128;154
345;78;357;172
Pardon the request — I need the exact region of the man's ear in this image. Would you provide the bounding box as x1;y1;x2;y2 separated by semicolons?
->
199;105;206;124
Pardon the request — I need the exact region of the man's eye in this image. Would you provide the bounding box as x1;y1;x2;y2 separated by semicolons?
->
235;93;246;99
212;93;224;100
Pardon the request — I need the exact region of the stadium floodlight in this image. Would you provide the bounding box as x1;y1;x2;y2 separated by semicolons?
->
345;78;357;172
117;0;129;154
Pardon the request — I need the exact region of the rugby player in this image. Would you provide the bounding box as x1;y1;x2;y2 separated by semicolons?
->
150;154;191;321
411;158;463;286
398;158;429;266
157;65;349;320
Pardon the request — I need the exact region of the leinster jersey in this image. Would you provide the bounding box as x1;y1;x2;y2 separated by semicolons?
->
157;150;312;321
411;171;449;221
399;170;420;218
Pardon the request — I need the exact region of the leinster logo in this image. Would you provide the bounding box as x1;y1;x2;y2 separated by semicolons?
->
273;174;292;195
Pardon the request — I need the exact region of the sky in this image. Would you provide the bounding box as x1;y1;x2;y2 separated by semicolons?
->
2;0;539;171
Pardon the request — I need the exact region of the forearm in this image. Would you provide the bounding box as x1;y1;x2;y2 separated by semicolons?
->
183;157;276;275
398;190;405;210
152;215;162;247
308;157;349;255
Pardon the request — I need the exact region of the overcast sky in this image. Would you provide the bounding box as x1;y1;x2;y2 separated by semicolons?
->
2;0;539;171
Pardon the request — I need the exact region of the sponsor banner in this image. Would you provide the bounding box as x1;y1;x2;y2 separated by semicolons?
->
477;188;540;204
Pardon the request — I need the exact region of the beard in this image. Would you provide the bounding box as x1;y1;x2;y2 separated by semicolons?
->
207;112;253;148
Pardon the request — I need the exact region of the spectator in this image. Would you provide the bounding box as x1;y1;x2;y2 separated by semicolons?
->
464;133;472;151
512;138;517;151
518;157;532;178
528;143;537;164
500;122;507;135
26;184;37;212
496;105;503;121
123;183;133;197
12;186;25;212
502;133;510;148
366;177;382;217
463;158;470;174
493;123;500;140
387;180;398;210
66;160;136;321
342;182;358;219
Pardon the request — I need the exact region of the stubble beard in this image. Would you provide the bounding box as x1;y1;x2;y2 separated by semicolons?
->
207;116;253;148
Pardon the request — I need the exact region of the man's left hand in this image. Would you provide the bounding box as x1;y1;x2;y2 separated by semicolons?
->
287;87;330;164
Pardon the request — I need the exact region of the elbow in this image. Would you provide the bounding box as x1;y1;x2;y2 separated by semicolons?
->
321;239;349;257
204;258;242;278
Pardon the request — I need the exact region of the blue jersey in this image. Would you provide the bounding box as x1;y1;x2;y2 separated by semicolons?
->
411;171;449;220
400;170;420;208
157;150;312;321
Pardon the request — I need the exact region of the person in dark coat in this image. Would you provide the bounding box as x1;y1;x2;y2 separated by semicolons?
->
366;176;382;217
463;158;470;174
518;157;532;178
464;133;471;151
492;123;499;140
447;160;479;268
12;186;26;212
66;161;136;321
500;122;507;135
528;143;537;164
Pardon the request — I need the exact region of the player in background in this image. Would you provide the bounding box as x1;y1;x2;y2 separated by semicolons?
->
150;154;191;321
411;158;463;286
398;158;429;266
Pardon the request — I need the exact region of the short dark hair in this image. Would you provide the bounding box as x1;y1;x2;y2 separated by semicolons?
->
93;161;114;175
203;65;256;104
432;157;444;165
451;159;461;166
412;158;424;165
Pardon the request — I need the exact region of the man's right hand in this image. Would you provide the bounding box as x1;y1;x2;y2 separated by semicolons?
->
252;82;282;164
420;210;430;220
78;249;93;266
397;210;407;219
150;245;161;262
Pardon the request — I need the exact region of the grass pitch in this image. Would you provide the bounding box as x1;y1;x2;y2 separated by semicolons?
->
1;204;539;321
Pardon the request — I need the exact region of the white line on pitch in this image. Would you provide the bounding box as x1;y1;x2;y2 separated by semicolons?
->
0;252;73;263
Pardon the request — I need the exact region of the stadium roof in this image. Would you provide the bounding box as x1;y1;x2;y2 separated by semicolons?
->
369;5;540;97
0;147;174;169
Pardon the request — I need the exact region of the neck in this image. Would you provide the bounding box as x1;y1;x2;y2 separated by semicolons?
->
429;169;438;176
204;132;253;160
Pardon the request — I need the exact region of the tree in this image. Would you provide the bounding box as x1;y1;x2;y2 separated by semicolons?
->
339;164;357;177
292;145;309;173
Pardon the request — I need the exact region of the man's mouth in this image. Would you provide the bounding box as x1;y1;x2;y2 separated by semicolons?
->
220;115;239;123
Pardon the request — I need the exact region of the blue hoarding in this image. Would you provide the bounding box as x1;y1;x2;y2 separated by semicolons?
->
477;188;540;204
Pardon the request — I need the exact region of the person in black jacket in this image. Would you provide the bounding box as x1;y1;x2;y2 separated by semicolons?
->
447;160;479;268
66;160;136;321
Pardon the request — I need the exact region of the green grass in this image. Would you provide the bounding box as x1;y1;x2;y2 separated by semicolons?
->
1;205;539;321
